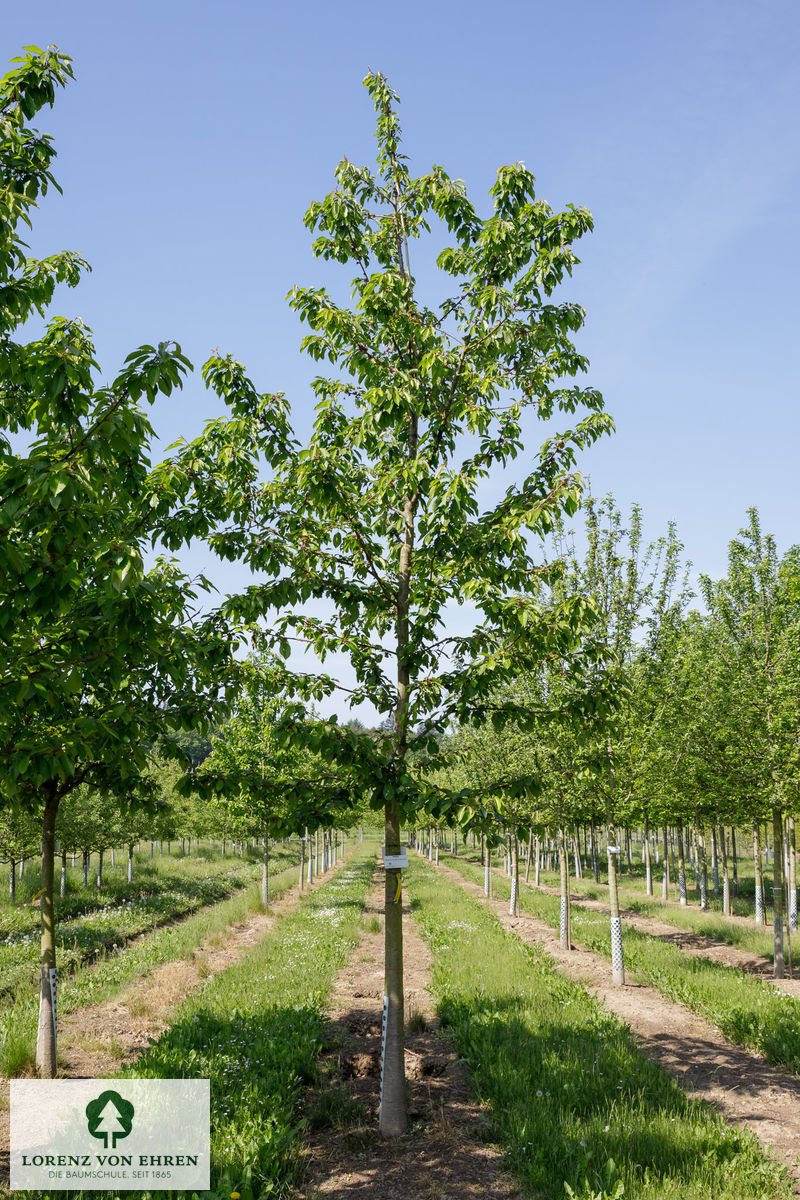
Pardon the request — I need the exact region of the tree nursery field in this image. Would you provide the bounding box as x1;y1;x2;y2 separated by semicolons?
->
3;42;800;1200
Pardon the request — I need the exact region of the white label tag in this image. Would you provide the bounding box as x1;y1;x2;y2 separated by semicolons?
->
49;967;58;1042
381;847;409;869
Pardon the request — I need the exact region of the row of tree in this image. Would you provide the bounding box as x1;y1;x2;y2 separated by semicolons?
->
9;46;784;1143
431;496;800;982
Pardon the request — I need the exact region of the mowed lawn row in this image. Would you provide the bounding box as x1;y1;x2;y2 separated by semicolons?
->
0;845;306;1077
443;852;800;1079
20;845;377;1200
459;846;789;964
408;855;791;1200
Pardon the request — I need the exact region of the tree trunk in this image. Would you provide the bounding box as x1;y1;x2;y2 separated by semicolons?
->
381;797;406;1136
299;832;305;890
643;812;652;896
82;851;88;888
306;828;313;884
525;827;532;883
262;821;269;907
790;817;798;933
676;820;687;905
590;813;599;883
720;825;731;916
534;834;540;886
96;849;103;889
128;844;134;884
662;826;669;900
60;849;67;900
773;805;785;979
711;825;719;896
697;822;708;911
754;824;764;926
9;859;15;902
37;789;59;1077
731;826;739;895
559;826;571;950
509;833;519;917
607;819;625;985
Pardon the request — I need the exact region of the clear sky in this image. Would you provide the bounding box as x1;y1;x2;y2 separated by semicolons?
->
6;1;800;718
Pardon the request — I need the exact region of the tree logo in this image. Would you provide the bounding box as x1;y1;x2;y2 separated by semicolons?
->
85;1090;134;1149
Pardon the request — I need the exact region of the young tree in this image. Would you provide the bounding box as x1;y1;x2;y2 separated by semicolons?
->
218;73;610;1133
699;510;800;977
198;656;324;905
558;497;691;984
0;48;261;1075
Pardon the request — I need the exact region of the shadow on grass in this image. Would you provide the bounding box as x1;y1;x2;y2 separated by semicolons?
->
437;992;786;1199
7;1002;324;1200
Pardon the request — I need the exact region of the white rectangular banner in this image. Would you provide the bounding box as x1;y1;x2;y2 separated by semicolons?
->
10;1079;210;1191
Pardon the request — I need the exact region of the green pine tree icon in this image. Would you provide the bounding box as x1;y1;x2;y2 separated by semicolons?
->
85;1090;134;1149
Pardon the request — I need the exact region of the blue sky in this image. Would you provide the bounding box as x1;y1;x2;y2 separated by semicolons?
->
6;1;800;717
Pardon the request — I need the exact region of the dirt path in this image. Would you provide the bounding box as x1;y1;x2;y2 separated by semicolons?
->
293;874;519;1200
0;857;346;1193
435;856;800;1192
467;855;800;999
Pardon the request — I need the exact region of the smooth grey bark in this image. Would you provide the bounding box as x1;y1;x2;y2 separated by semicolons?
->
381;798;406;1136
720;824;731;915
697;822;709;911
790;817;798;932
662;826;669;900
36;788;59;1077
262;821;269;907
773;806;785;979
676;820;687;906
559;826;571;950
607;817;625;985
643;812;652;896
754;824;764;926
509;833;519;917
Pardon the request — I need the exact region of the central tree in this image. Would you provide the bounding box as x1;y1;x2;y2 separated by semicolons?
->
220;73;611;1134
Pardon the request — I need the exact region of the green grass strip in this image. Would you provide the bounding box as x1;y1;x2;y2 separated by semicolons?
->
410;856;791;1200
0;854;306;1077
444;853;800;1079
21;847;376;1200
525;861;778;959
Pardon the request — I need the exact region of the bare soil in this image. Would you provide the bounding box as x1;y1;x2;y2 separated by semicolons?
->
437;856;800;1192
0;857;344;1193
293;876;519;1200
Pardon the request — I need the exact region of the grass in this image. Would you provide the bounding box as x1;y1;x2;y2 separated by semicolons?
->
18;846;375;1200
406;1005;428;1033
0;851;314;1076
307;1086;368;1130
0;841;306;1002
0;839;284;934
408;856;791;1200
443;853;800;1080
466;849;784;963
